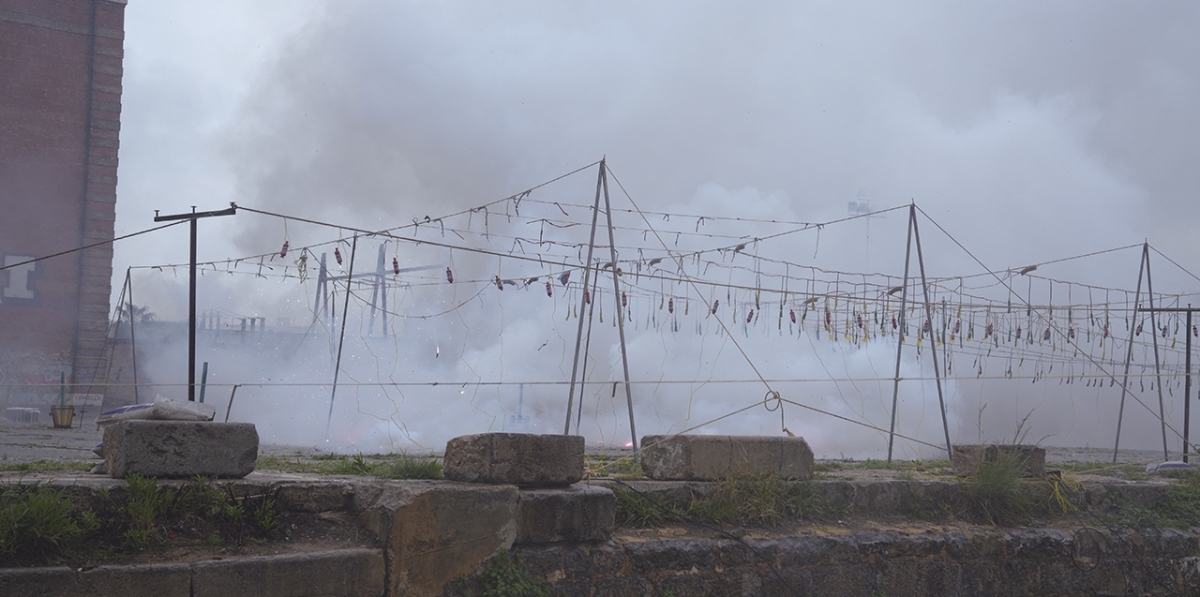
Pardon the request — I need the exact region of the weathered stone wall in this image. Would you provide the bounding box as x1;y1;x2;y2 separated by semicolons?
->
492;528;1200;597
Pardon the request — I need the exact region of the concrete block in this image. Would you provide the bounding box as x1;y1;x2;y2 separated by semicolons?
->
356;481;519;597
103;421;258;479
0;564;192;597
951;445;1045;476
640;435;814;481
516;483;616;544
443;433;584;487
79;563;192;597
4;407;39;423
193;549;385;597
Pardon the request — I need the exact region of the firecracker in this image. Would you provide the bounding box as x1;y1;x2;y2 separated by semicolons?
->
1043;328;1051;341
546;281;553;297
495;275;504;291
1016;326;1022;340
668;298;674;314
279;241;289;259
1068;327;1075;339
621;292;627;308
584;289;591;304
1136;323;1142;336
746;309;754;324
711;299;720;315
334;247;343;266
790;309;797;324
446;267;454;283
392;257;400;275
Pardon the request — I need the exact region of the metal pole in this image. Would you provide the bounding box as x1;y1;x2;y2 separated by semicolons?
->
188;214;197;401
564;161;606;434
912;211;953;459
601;165;638;451
887;206;916;463
1113;243;1148;463
325;235;357;439
576;270;602;435
1187;307;1193;463
154;205;235;402
312;253;327;325
1142;249;1169;462
126;269;141;405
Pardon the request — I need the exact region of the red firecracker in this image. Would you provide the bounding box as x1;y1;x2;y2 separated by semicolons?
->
495;275;504;291
621;292;627;307
954;319;961;334
1043;328;1051;341
280;241;289;258
857;313;863;328
1068;327;1075;339
334;247;343;266
892;316;898;330
446;267;454;283
711;299;719;315
392;257;399;275
584;290;591;304
668;298;674;314
790;309;797;324
546;281;552;297
1016;326;1022;340
825;311;832;327
1136;323;1142;336
986;322;993;337
746;310;754;324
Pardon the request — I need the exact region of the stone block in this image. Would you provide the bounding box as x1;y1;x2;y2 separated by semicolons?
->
951;444;1046;476
103;421;258;479
639;435;814;480
193;549;385;597
516;483;616;544
356;481;519;597
443;433;584;487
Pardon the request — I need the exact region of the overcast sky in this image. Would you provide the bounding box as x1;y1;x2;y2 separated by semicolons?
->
109;1;1200;454
117;1;1200;271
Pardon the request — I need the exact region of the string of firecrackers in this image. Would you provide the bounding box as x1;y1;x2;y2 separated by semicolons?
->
133;184;1199;387
146;235;1198;370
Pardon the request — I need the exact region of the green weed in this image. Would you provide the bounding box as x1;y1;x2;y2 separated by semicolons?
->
958;452;1032;525
0;485;88;562
613;487;683;527
690;475;847;527
378;454;443;479
123;474;170;549
479;550;548;597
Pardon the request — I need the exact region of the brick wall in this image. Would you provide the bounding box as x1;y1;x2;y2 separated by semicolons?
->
0;0;125;404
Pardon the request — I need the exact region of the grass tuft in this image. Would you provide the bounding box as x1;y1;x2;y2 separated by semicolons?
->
958;451;1032;525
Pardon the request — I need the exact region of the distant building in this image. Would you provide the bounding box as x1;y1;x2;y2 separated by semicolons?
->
0;0;126;405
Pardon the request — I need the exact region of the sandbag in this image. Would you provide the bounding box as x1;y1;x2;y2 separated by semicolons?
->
96;397;216;426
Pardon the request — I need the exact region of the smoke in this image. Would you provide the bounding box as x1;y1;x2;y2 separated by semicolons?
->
111;0;1200;458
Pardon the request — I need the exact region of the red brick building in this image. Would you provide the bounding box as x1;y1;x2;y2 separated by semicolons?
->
0;0;125;405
